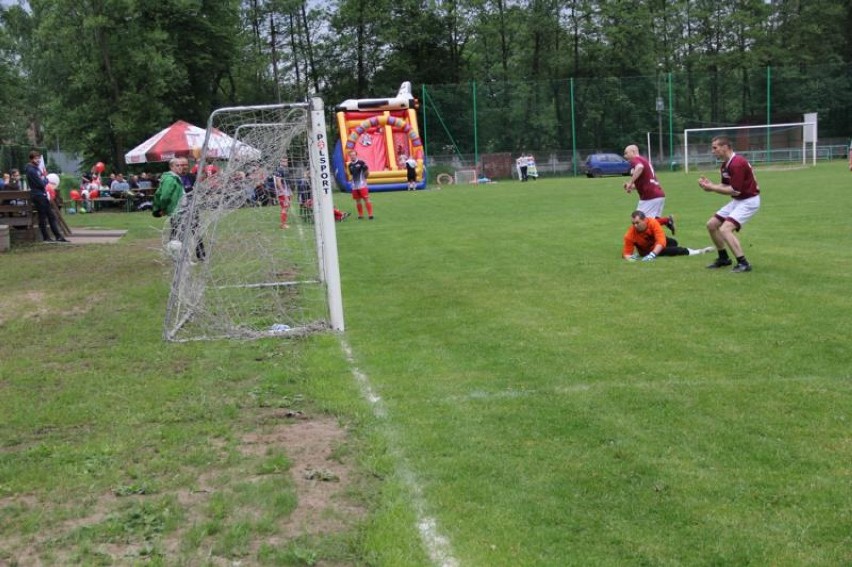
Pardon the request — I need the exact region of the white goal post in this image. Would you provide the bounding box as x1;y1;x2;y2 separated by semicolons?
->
683;121;817;173
163;98;344;341
454;169;478;185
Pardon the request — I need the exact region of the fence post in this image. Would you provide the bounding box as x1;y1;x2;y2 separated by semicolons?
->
421;84;428;160
570;78;578;177
766;66;772;163
668;72;674;169
472;80;479;170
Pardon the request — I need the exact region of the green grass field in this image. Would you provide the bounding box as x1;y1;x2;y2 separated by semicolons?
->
2;162;851;565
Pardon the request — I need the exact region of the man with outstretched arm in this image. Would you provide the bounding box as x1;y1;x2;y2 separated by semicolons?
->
623;210;713;262
698;136;760;273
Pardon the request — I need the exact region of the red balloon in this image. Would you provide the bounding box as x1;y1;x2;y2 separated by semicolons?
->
90;188;100;199
95;162;105;173
70;190;81;200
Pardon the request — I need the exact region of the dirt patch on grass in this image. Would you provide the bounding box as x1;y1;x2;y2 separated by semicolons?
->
242;412;367;539
0;288;104;328
0;290;48;326
0;411;367;565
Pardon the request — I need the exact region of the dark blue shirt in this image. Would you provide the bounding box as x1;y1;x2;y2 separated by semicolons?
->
25;163;47;195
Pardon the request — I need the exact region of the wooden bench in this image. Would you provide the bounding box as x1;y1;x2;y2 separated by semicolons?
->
0;190;70;243
0;190;36;242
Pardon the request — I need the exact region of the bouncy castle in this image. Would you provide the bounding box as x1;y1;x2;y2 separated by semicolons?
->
332;82;426;192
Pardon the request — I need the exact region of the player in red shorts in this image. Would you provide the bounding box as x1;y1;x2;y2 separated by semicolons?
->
623;145;676;235
348;150;373;220
273;158;292;228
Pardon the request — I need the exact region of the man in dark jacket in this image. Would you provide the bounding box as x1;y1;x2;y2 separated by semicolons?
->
24;151;67;243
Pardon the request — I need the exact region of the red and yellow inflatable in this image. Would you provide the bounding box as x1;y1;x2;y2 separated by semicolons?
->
333;82;426;192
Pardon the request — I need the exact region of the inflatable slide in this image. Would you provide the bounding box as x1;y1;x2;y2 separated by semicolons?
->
333;82;426;192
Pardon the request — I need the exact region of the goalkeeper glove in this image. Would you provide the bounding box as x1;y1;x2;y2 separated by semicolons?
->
642;251;657;262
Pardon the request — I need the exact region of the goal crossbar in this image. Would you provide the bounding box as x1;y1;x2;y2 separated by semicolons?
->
683;121;817;173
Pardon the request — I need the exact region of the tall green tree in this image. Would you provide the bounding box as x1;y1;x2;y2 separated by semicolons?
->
0;6;32;146
2;0;850;166
26;0;240;168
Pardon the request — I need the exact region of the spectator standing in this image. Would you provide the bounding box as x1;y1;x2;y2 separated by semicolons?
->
24;151;68;242
152;158;185;218
517;154;529;181
403;154;418;191
698;136;760;273
183;160;197;193
153;158;205;261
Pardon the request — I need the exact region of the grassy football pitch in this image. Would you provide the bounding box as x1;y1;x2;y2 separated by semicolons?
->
1;162;850;565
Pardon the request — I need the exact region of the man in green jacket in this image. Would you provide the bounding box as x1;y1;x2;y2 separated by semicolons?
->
154;157;206;261
152;158;185;217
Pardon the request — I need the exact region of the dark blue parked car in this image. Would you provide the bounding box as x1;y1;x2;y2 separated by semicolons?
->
582;153;632;178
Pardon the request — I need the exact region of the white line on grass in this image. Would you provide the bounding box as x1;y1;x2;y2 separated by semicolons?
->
340;337;459;567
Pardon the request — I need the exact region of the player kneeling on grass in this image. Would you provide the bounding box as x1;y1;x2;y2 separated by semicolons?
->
623;210;713;262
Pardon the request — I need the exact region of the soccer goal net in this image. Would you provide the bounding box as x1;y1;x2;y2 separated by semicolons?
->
454;169;478;184
682;121;817;173
163;99;344;342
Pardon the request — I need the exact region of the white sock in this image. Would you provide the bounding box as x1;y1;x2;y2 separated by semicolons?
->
688;247;715;256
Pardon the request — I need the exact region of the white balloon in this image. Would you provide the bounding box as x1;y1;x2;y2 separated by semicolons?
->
47;173;60;186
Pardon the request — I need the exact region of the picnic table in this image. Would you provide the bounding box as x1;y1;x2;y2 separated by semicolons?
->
91;196;128;212
89;189;153;212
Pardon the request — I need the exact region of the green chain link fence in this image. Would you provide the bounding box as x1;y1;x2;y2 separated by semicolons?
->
421;63;852;179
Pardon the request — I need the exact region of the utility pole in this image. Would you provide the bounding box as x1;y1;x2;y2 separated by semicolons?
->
656;63;664;164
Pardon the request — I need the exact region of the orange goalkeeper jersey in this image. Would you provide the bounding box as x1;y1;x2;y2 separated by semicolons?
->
623;217;667;257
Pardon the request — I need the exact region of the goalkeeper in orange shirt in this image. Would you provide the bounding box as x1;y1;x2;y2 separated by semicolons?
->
623;210;713;262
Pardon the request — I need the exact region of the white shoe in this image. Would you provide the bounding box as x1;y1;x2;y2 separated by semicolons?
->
688;246;715;256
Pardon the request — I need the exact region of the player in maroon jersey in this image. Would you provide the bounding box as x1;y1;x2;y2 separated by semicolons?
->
698;136;761;273
622;145;675;234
